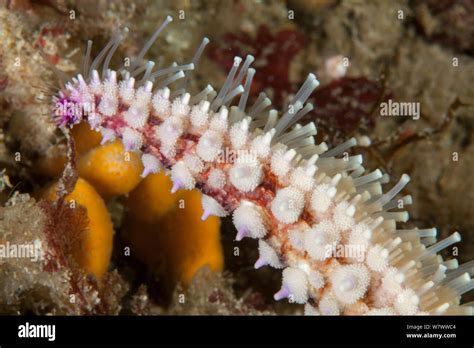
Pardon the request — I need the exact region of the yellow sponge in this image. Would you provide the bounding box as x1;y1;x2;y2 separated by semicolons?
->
35;122;103;177
126;172;184;222
77;141;143;197
43;177;114;279
124;172;223;287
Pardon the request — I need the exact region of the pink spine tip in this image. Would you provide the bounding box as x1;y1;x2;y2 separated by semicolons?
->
171;181;182;194
273;285;290;301
141;167;151;178
254;257;267;269
100;135;111;145
235;228;248;241
201;210;211;221
92;120;103;131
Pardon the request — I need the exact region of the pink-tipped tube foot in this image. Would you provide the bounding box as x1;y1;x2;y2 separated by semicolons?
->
201;210;211;221
141;167;151;178
235;228;248;241
273;285;290;301
171;181;182;194
100;134;111;145
254;257;267;269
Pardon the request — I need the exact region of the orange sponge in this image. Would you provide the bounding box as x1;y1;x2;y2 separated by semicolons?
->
77;141;143;197
71;122;102;154
38;122;223;287
124;172;223;286
168;189;223;285
35;122;103;178
126;172;184;222
43;177;114;279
